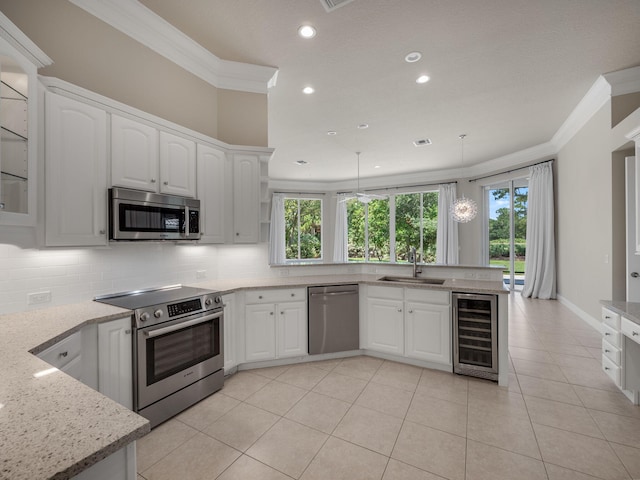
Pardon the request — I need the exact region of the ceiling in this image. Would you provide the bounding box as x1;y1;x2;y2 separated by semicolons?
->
139;0;640;184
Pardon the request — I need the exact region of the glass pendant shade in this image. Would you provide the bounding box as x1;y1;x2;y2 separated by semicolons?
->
450;133;477;223
450;196;478;223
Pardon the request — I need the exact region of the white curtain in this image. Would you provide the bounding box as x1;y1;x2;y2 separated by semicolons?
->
522;162;556;299
268;193;286;265
436;183;459;264
333;194;349;262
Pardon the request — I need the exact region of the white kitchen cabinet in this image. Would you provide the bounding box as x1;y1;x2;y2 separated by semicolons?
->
366;296;405;355
45;91;108;246
232;154;260;243
98;316;133;409
244;288;307;361
601;307;624;390
111;114;158;192
365;285;451;366
405;289;451;365
159;131;196;197
37;330;83;378
197;143;227;243
72;443;136;480
222;293;236;372
111;116;196;197
245;303;277;361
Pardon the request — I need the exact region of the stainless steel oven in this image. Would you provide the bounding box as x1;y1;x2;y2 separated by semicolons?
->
96;285;224;428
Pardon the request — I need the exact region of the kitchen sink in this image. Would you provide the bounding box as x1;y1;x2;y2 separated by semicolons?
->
378;276;446;285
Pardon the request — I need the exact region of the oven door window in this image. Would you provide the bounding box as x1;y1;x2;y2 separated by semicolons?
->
119;203;184;233
146;318;220;385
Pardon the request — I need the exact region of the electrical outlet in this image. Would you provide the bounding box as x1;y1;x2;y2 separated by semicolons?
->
196;270;207;279
28;291;51;305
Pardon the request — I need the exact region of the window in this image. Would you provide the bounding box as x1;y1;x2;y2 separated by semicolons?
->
346;190;438;263
284;198;322;261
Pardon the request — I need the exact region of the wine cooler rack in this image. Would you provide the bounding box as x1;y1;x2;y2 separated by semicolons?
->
453;293;498;381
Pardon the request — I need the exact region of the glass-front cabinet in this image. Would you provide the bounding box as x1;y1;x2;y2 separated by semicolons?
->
0;13;52;226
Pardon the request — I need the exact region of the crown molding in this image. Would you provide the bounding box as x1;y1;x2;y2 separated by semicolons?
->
604;65;640;96
69;0;277;94
0;11;52;68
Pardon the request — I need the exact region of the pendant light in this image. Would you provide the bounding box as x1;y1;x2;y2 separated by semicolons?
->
450;134;478;223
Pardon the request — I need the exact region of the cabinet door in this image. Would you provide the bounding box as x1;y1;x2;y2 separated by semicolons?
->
277;301;307;358
197;144;227;243
159;131;196;197
232;154;259;243
45;92;108;246
245;303;276;361
222;293;236;372
98;317;133;409
111;114;158;192
366;298;404;355
405;301;451;365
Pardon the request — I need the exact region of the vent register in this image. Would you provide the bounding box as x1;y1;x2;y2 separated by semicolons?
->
321;0;356;12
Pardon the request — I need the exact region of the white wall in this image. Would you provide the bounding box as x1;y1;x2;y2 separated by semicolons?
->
556;102;613;319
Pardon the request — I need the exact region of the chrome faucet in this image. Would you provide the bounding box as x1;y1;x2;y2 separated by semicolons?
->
410;247;422;278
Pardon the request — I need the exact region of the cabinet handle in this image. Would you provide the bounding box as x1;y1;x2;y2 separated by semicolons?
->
281;311;284;315
151;178;156;183
605;349;611;353
604;316;611;319
605;332;611;336
408;310;413;314
269;311;274;316
99;229;106;235
163;181;169;185
634;331;639;336
59;351;68;358
604;367;610;371
291;293;295;297
397;308;402;312
258;295;263;299
0;202;4;209
124;329;131;334
236;232;240;236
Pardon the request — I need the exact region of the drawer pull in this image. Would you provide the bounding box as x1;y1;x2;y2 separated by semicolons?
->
604;367;610;371
605;315;611;319
291;293;295;297
269;312;273;316
259;295;263;299
634;331;639;336
605;332;611;336
59;351;68;358
605;349;611;353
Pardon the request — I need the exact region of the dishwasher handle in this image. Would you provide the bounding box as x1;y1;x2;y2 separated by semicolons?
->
309;290;358;297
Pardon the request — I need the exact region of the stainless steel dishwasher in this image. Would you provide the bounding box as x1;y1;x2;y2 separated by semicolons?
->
308;284;359;354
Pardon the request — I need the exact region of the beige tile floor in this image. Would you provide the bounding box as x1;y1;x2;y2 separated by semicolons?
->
136;295;640;480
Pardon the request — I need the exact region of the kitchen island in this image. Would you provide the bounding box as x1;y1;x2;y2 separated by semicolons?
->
0;272;507;479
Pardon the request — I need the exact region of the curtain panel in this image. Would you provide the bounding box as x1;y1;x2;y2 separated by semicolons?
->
522;162;556;299
268;193;286;265
333;194;349;262
436;183;459;264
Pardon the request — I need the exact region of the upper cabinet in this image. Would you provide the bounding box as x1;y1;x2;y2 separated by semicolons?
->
111;115;196;198
0;13;52;226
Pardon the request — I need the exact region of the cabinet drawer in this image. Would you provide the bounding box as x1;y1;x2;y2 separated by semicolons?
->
602;338;621;365
404;288;450;305
602;308;621;329
602;323;621;349
367;285;403;300
602;354;621;387
37;331;82;369
245;288;306;304
621;317;640;345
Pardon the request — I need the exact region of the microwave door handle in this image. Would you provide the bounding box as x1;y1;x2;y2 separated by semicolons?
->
145;311;223;338
182;206;189;237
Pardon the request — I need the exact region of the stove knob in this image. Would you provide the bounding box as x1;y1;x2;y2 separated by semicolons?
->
205;297;213;306
140;312;150;322
154;309;163;319
215;296;222;305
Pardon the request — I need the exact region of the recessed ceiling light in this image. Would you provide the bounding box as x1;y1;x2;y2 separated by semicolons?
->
327;130;337;135
295;160;308;166
416;75;430;84
405;51;422;63
357;123;369;129
302;86;315;94
298;25;316;39
374;165;381;169
413;138;432;147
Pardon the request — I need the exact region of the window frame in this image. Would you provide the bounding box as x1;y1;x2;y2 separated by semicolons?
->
283;195;324;264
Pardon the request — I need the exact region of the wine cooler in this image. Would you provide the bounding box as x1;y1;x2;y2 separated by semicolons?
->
452;293;498;381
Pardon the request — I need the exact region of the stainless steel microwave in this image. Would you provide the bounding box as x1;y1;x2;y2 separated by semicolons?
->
109;187;201;241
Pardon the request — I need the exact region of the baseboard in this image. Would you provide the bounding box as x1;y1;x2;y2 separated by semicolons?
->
556;294;601;333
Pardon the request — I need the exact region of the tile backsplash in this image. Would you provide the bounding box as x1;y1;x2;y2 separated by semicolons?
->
0;241;273;315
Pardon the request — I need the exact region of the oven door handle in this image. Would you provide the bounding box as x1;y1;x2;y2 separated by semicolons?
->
144;311;223;338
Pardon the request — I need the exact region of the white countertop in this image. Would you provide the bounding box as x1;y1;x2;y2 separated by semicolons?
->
0;273;506;479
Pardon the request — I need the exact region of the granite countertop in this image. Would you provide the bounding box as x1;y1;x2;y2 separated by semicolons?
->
197;273;509;296
601;300;640;326
0;273;505;479
0;302;150;480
